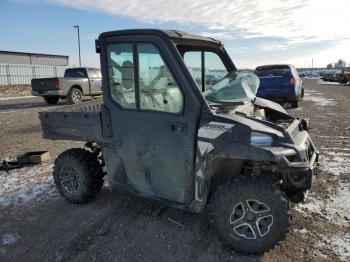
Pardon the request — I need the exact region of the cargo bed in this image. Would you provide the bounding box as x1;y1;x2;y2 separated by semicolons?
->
39;100;104;142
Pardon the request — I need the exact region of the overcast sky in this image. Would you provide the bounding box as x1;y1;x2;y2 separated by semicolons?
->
1;0;349;68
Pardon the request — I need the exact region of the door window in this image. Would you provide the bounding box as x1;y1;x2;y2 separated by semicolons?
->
138;43;183;113
96;69;102;78
87;69;99;79
107;43;136;109
64;68;87;78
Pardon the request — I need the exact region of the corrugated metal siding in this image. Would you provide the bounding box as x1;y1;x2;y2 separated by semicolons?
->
0;52;69;66
0;64;67;85
31;55;68;66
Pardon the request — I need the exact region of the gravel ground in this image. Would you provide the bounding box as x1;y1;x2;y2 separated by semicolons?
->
0;78;349;261
0;85;32;97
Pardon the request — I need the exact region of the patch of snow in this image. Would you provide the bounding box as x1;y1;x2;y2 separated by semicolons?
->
320;154;350;176
1;233;20;246
328;234;350;261
321;147;350;152
0;95;35;101
316;135;350;140
317;234;350;261
304;90;321;94
303;95;335;107
0;164;58;207
323;151;350;157
293;228;309;234
295;182;350;227
295;182;350;261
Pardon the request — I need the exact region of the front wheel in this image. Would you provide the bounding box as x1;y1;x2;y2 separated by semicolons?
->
212;178;289;254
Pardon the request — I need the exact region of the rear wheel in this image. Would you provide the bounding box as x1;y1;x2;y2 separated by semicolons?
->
212;177;289;254
53;148;104;204
43;96;59;105
300;88;305;99
291;99;299;108
67;87;83;104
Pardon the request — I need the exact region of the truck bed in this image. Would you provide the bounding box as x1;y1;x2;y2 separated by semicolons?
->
39;99;105;142
32;77;59;91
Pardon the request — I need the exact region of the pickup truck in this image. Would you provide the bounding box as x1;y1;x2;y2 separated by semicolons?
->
38;29;319;254
31;67;102;105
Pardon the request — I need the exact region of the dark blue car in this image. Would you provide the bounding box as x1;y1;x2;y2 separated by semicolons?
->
255;64;304;108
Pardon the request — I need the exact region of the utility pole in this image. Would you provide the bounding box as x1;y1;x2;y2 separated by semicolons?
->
74;25;81;67
311;58;314;73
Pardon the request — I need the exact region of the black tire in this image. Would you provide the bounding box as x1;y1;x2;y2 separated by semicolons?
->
67;87;83;104
300;88;304;99
53;148;104;204
212;177;289;254
43;96;59;105
291;99;299;108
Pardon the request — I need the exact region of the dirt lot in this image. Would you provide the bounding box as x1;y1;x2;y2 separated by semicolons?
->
0;78;349;262
0;85;32;97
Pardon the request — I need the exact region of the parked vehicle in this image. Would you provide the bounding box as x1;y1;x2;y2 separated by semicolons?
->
31;67;102;105
205;74;219;87
39;30;319;254
322;70;350;84
255;64;304;108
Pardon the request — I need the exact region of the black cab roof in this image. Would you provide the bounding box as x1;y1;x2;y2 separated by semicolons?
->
98;29;221;45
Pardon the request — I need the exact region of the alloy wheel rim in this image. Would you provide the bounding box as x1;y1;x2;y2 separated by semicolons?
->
60;167;80;193
229;199;273;240
72;91;81;102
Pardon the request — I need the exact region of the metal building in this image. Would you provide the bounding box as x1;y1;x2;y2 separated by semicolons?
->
0;51;69;66
0;50;69;85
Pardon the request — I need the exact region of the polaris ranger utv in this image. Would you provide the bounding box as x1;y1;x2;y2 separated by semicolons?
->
39;29;319;254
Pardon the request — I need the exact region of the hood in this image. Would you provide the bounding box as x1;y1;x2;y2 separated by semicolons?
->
217;113;285;138
254;97;287;114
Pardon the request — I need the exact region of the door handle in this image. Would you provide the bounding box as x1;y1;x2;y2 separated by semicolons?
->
114;136;122;146
171;123;186;134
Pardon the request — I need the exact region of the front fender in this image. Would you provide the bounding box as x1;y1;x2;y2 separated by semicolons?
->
216;143;283;162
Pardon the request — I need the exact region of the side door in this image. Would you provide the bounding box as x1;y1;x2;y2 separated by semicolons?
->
101;36;201;204
86;68;102;94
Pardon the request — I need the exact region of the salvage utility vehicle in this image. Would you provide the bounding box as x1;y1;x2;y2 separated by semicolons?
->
39;29;319;254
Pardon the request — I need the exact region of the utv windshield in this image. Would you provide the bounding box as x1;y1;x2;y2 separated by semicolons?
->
203;71;260;105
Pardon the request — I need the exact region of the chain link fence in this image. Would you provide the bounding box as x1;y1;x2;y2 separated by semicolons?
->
0;64;67;85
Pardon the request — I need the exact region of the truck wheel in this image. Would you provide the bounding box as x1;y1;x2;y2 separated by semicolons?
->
291;100;299;108
68;87;83;104
53;148;104;204
44;96;59;105
212;178;289;254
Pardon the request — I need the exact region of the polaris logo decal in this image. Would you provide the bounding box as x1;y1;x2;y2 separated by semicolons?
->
204;123;234;131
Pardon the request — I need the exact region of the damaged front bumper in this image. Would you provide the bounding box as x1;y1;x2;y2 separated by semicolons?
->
277;136;320;195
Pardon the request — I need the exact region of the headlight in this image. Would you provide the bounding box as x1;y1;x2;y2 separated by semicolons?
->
250;132;274;146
